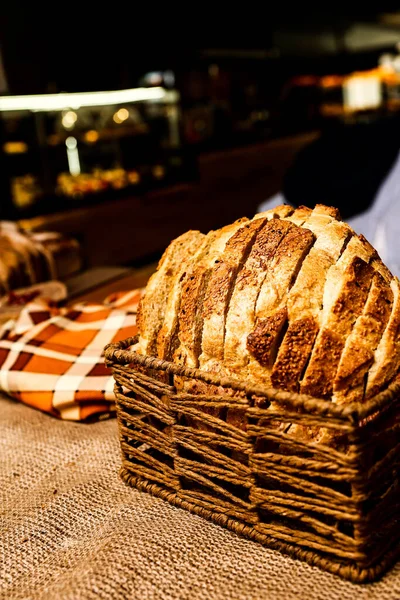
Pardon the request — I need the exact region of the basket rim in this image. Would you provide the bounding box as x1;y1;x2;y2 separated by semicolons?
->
104;336;400;423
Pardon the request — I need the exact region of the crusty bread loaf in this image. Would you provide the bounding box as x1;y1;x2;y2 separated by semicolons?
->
137;204;400;439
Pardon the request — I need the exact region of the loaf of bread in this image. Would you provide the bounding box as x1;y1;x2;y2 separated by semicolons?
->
137;204;400;440
0;223;82;296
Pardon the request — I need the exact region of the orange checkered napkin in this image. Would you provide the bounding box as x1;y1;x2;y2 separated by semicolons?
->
0;290;141;420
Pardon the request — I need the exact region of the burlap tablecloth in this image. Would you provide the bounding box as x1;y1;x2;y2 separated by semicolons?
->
2;395;400;600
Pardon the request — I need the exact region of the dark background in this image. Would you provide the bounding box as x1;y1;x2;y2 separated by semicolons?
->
1;7;400;94
2;6;400;267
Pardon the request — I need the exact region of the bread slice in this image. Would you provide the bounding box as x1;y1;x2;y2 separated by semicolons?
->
247;224;315;384
175;219;248;369
224;218;294;375
333;272;393;403
299;233;376;398
365;276;400;398
136;230;205;357
199;217;269;371
156;232;218;361
271;211;350;392
300;255;373;398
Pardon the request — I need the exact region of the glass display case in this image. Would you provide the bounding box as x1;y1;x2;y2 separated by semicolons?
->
0;87;195;219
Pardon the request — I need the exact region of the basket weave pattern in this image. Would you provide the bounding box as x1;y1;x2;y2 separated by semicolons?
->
105;336;400;583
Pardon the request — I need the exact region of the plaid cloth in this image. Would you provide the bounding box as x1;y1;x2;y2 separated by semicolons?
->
0;289;141;420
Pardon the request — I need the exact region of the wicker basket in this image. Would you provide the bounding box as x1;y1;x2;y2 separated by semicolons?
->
104;336;400;583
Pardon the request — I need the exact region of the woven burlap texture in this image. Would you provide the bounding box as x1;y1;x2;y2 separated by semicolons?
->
1;395;400;600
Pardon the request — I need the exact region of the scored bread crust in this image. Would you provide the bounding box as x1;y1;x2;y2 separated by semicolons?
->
156;232;212;361
223;218;295;375
333;272;393;403
365;277;400;398
198;207;293;375
175;218;249;368
246;224;315;384
300;255;374;398
138;203;400;437
136;230;205;356
199;217;269;371
271;209;350;392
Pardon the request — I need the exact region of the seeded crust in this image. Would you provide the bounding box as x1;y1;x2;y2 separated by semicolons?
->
333;273;393;403
224;219;294;375
136;230;205;357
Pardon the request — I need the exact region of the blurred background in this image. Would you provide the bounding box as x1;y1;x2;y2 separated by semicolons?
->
1;6;400;288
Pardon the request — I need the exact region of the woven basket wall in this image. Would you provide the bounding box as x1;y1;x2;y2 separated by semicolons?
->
105;336;400;583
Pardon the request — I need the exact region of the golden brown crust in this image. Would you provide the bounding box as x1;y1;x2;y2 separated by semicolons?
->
313;204;342;220
137;230;204;357
176;220;249;368
301;257;373;398
200;218;267;364
333;273;393;403
265;210;350;393
246;225;315;385
224;219;294;372
256;204;294;219
284;205;312;226
270;204;294;218
157;233;214;360
138;204;399;421
255;226;315;319
366;277;400;398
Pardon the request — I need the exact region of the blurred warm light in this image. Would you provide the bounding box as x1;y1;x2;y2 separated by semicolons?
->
320;75;344;89
85;130;99;143
113;108;129;124
152;165;165;179
0;88;178;112
62;110;77;129
128;171;140;184
3;141;28;154
292;75;318;86
344;75;382;112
